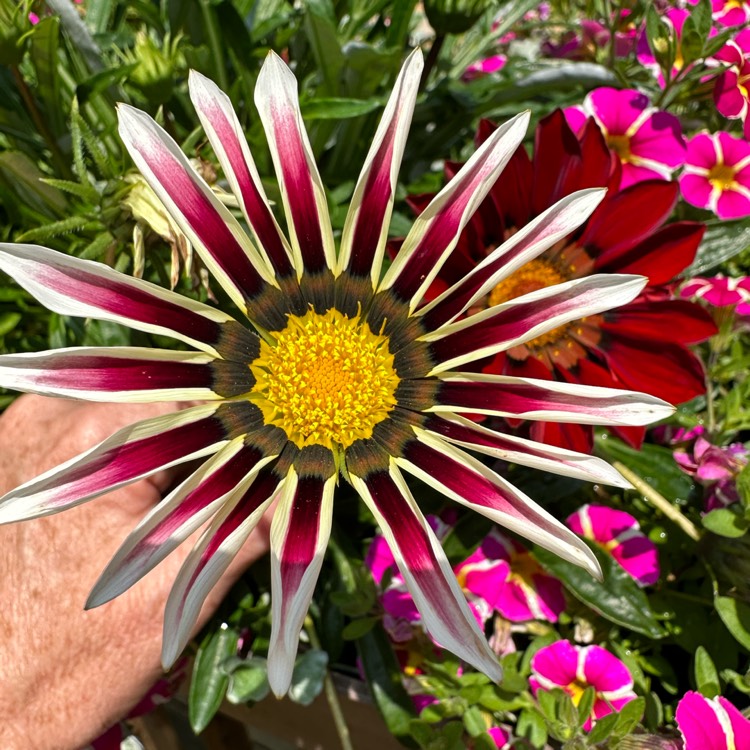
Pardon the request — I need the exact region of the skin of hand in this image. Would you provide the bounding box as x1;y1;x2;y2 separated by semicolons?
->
0;395;272;750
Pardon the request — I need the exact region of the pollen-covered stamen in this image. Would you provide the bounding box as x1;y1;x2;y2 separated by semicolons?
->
249;308;400;450
488;258;568;307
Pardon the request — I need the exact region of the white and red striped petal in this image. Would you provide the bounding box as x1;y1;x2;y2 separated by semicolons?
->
162;466;285;668
337;49;423;284
254;52;336;275
0;403;243;523
87;439;278;608
0;243;244;357
0;347;246;402
381;111;529;309
118;104;276;313
424;274;646;373
433;373;675;425
424;414;631;488
396;432;600;577
267;470;336;696
189;71;295;278
350;462;503;682
418;189;606;329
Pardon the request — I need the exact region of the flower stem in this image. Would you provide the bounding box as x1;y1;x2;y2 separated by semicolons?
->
304;615;354;750
420;34;445;91
612;461;701;541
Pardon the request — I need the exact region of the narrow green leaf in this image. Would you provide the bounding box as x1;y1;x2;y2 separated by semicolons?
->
462;705;487;737
586;711;619;744
715;595;750;650
534;543;666;638
0;312;21;337
342;615;378;640
17;215;93;242
694;646;721;698
596;435;695;501
29;17;64;137
576;687;595;729
40;177;98;202
188;625;239;733
301;97;381;120
684;219;750;276
304;0;344;96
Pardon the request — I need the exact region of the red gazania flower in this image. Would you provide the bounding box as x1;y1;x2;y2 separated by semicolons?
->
408;111;716;452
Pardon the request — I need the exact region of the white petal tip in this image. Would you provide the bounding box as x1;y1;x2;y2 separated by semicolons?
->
267;655;293;698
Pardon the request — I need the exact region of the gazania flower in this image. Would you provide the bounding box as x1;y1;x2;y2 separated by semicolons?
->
408;111;714;453
679;131;750;220
565;88;686;188
529;640;637;730
676;691;750;749
0;51;671;696
565;504;660;586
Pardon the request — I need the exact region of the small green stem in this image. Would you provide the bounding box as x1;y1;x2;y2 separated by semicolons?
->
12;66;72;179
420;33;445;91
613;460;701;542
200;0;228;92
304;616;354;750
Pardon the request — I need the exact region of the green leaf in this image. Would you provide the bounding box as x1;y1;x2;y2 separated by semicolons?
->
462;705;487;737
516;708;547;748
303;0;344;96
691;0;714;40
534;542;666;638
342;615;378;640
188;625;239;733
596;434;695;501
29;17;64;137
576;687;595;730
0;312;21;337
226;657;271;704
17;215;94;242
40;177;98;202
301;97;382;120
76;63;138;105
288;649;328;706
610;697;646;739
684;219;750;276
586;711;619;744
694;646;720;698
715;595;750;650
702;507;749;538
357;623;417;739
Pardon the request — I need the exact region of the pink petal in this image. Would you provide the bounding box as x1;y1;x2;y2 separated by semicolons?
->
680;173;714;210
629;111;686;168
677;692;738;750
531;640;580;686
716;188;750;219
581;645;634;693
586;88;649;135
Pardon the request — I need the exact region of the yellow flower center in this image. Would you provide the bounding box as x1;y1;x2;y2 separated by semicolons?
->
248;308;400;450
488;258;568;306
566;678;591;707
489;258;570;348
508;550;543;588
708;162;737;191
606;133;632;162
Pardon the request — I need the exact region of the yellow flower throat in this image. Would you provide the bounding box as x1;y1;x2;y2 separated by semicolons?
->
249;308;400;450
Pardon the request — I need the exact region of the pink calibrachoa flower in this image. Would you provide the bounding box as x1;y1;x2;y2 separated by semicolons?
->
565;88;686;188
454;528;566;622
673;427;749;510
0;51;672;696
680;275;750;315
711;0;750;27
462;54;507;81
680;131;750;219
530;640;637;730
676;691;750;749
487;727;511;749
565;504;660;586
713;29;750;138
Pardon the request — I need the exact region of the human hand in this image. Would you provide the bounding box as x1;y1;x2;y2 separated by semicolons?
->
0;395;272;750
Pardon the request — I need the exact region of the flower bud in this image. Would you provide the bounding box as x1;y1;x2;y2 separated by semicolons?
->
423;0;495;35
